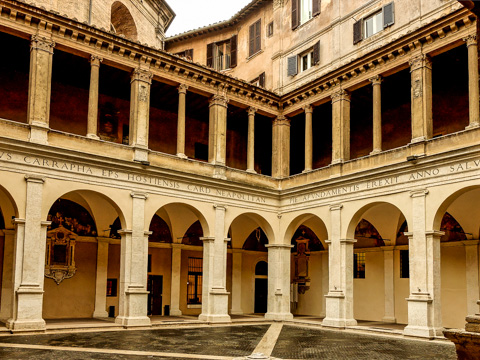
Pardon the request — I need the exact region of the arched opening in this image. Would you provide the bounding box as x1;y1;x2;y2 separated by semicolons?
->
111;2;138;41
254;260;268;313
243;227;268;252
182;220;204;246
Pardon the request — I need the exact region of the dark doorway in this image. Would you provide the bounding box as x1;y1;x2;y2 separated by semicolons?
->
147;275;163;315
254;278;268;313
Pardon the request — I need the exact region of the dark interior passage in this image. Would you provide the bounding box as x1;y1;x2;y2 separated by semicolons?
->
312;101;332;169
350;85;373;159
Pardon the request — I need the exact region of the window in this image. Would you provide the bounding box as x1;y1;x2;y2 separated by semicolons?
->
292;0;321;29
207;35;237;70
354;252;365;279
249;19;262;57
107;279;118;297
353;2;395;44
400;250;409;278
175;49;193;61
187;257;202;304
251;72;266;88
300;50;313;72
267;22;274;37
287;41;320;77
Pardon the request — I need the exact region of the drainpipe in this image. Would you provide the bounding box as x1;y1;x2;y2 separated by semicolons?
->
88;0;93;25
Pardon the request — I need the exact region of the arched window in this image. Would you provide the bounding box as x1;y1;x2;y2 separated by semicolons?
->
255;261;268;276
111;2;138;41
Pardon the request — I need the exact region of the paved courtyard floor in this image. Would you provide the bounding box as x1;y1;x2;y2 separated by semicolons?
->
0;323;457;359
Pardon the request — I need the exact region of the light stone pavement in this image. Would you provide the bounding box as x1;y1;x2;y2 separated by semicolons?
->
0;323;458;359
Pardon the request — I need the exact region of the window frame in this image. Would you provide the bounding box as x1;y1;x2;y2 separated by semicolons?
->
187;257;203;305
249;19;262;57
267;21;274;37
354;252;366;279
364;10;383;39
400;249;410;279
353;2;395;45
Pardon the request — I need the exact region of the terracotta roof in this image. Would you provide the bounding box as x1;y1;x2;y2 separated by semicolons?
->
165;0;269;43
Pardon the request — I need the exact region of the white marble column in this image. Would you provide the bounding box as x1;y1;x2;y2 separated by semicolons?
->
28;34;55;145
303;104;313;172
320;251;329;318
465;241;480;315
331;90;350;164
176;84;188;159
323;204;357;327
272;116;291;178
7;175;50;331
0;229;16;321
404;189;443;338
93;237;109;318
382;246;396;323
246;107;256;173
199;205;231;322
130;68;153;162
87;55;102;139
370;75;382;155
265;244;293;321
170;243;182;316
464;35;480;129
230;249;243;315
116;192;151;327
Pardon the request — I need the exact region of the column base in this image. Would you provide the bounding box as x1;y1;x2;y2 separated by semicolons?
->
198;314;231;323
404;294;442;338
213;164;227;180
115;316;151;327
264;312;293;321
199;288;231;322
93;310;109;318
410;136;427;144
466;122;480;130
370;149;382;155
170;309;183;317
86;133;100;140
133;147;149;163
246;169;257;174
403;325;443;339
230;310;244;316
6;318;46;332
177;153;188;159
322;291;357;328
382;316;397;323
29;122;49;145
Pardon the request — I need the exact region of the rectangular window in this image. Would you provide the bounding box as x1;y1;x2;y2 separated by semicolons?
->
353;2;394;45
267;21;274;37
364;11;383;38
300;50;313;72
354;252;366;279
300;0;313;25
107;278;118;297
213;41;231;71
249;19;262;56
400;250;409;278
175;49;193;61
187;257;202;304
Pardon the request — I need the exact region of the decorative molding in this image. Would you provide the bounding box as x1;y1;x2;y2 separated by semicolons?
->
209;94;229;108
24;174;45;183
273;115;290;127
131;192;148;200
178;83;188;94
410;189;429;198
369;75;382;86
248;107;257;116
329;204;343;211
273;0;285;10
331;89;350;103
90;55;103;66
464;34;477;47
31;34;55;53
303;104;313;114
409;54;432;72
131;68;153;84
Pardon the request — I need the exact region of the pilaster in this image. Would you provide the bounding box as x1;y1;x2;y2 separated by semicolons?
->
464;241;480;315
303;105;313;172
93;237;109;318
130;68;153;162
382;246;396;323
464;35;480;129
272;116;291;178
331;90;350;164
87;55;102;139
246;107;257;173
170;243;182;316
177;84;188;158
230;249;243;315
0;229;16;321
370;75;382;155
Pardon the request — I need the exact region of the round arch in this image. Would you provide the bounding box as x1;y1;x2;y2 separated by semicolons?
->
0;184;19;227
111;1;138;41
283;213;328;248
226;212;275;249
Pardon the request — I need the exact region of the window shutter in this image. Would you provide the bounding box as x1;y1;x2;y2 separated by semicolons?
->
353;20;363;45
249;23;255;56
287;56;298;77
383;2;395;28
185;49;193;61
207;43;213;68
313;0;321;16
312;41;320;65
292;0;299;30
259;72;266;87
230;35;237;68
255;20;261;54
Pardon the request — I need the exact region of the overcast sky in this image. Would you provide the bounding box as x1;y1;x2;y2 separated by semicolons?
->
166;0;253;37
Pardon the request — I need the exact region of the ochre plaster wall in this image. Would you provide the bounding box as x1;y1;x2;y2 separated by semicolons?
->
295;252;324;316
106;243;120;317
241;252;267;314
148;247;172;312
394;249;409;325
179;248;203;315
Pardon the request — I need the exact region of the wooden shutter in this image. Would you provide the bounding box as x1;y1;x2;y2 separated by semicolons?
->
292;0;299;30
185;49;193;61
312;41;320;65
207;43;213;68
230;35;237;68
383;2;395;28
255;20;261;54
353;20;363;45
249;23;255;56
259;72;266;88
287;56;298;77
313;0;321;16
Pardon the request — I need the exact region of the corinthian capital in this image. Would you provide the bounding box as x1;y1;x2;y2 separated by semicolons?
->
464;34;477;47
131;68;153;84
31;34;55;54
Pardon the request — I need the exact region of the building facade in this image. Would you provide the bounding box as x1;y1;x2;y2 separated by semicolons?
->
0;0;478;339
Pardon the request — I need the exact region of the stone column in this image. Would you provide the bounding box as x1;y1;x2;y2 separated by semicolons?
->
230;249;243;315
170;243;182;316
6;175;50;331
265;244;293;321
199;205;231;322
27;34;55;145
303;105;313;172
93;237;109;318
331;90;350;164
87;55;102;139
323;204;357;327
320;251;329;318
272;115;291;178
409;54;433;143
130;68;153;162
404;189;443;338
246;107;257;173
176;84;188;158
370;75;382;154
382;246;396;323
116;192;151;327
208;93;229;179
464;35;480;129
465;241;480;315
0;229;16;321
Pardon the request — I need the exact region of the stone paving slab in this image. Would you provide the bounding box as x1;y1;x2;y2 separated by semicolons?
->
271;325;457;359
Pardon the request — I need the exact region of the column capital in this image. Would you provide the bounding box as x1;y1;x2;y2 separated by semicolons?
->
273;0;285;9
90;55;103;66
200;236;215;243
178;83;188;94
131;192;148;200
304;104;313;114
409;54;432;72
410;189;429;198
131;68;153;84
24;174;45;184
247;107;257;116
331;89;350;103
209;94;229;108
273;115;290;126
341;239;357;244
265;244;294;249
171;243;183;249
369;75;382;85
329;204;343;212
425;230;445;239
31;34;55;54
464;34;478;47
213;204;227;211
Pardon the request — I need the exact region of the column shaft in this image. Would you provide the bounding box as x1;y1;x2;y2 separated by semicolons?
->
370;75;382;154
176;84;188;158
304;105;313;172
247;107;256;173
465;35;480;129
87;56;102;139
331;90;350;164
93;238;109;318
272;116;291;178
170;244;182;316
208;94;228;179
27;34;55;145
